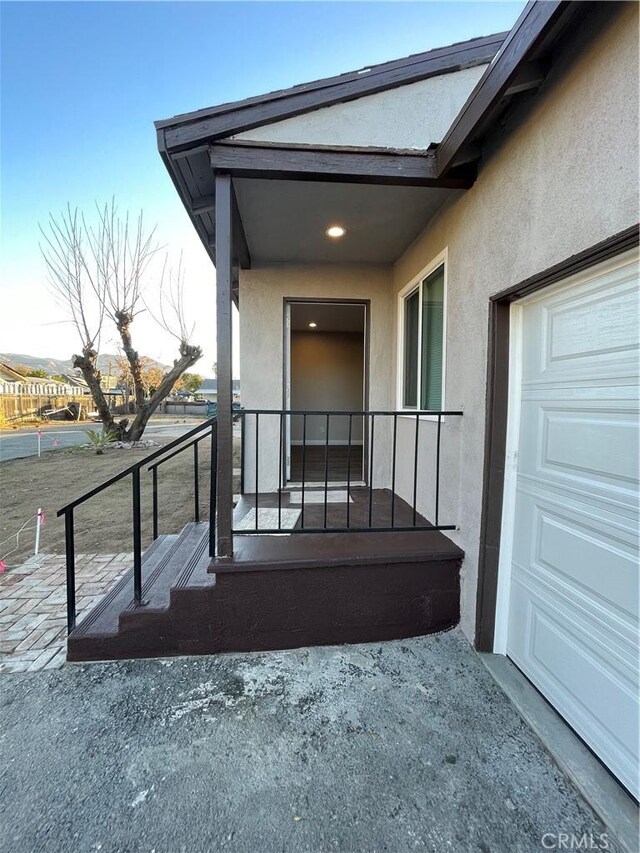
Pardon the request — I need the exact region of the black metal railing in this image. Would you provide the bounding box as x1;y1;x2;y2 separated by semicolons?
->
57;417;217;633
236;409;462;535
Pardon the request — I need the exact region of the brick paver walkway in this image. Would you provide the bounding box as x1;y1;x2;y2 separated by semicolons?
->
0;553;132;673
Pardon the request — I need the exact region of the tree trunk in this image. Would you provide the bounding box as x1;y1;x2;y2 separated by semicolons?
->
124;343;202;441
73;348;124;437
116;311;147;412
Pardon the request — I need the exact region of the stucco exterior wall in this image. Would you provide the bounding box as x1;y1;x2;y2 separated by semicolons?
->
232;66;487;150
391;2;639;640
238;265;394;492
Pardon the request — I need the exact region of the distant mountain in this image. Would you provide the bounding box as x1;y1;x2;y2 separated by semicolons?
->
0;353;167;377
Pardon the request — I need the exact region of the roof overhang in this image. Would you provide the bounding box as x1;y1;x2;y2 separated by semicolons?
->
156;32;506;151
155;0;584;280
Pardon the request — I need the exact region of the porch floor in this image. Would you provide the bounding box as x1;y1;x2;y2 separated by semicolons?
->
234;486;431;531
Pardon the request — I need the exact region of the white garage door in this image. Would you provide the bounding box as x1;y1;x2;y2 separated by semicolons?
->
500;251;639;798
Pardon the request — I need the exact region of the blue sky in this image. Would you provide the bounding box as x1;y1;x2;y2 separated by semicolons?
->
1;1;524;370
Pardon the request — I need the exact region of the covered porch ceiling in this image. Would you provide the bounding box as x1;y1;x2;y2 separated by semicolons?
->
234;178;459;265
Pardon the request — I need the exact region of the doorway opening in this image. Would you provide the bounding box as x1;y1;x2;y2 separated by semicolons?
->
284;300;367;485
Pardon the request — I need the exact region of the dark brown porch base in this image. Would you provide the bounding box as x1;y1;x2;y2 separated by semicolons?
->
67;525;463;662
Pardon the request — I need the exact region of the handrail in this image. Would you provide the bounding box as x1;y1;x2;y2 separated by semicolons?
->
237;408;462;537
147;434;209;471
57;417;216;515
59;416;217;633
240;408;464;416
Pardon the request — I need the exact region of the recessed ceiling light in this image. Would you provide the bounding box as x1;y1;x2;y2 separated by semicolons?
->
325;225;346;239
308;322;317;328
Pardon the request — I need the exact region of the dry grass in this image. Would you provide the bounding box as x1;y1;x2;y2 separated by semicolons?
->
1;437;239;567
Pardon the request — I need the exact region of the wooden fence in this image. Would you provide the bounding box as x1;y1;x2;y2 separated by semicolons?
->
0;393;124;423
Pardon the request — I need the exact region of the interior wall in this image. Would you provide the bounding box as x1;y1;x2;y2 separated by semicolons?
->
390;1;639;642
290;331;364;443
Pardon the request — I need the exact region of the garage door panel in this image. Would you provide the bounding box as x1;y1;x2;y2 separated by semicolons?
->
511;495;639;626
522;264;639;383
508;588;639;796
504;252;639;797
509;580;639;720
545;282;638;365
541;409;638;486
516;471;639;528
516;402;639;500
511;555;638;672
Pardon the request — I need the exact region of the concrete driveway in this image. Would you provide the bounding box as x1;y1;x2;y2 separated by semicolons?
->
0;630;618;853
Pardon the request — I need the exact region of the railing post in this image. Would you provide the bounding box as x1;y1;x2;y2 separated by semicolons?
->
255;412;259;530
278;412;284;531
132;468;143;606
152;466;158;540
346;413;352;529
240;411;245;495
413;414;420;526
193;440;200;522
391;413;398;528
209;420;217;557
435;413;442;528
65;509;76;633
301;413;307;529
324;413;330;529
368;413;375;528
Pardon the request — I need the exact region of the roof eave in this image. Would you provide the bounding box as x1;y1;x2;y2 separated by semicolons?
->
155;1;585;281
156;32;506;154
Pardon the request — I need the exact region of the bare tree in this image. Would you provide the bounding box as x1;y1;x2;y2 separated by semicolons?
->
40;200;202;442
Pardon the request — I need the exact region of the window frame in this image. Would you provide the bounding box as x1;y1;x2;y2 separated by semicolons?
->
396;248;448;419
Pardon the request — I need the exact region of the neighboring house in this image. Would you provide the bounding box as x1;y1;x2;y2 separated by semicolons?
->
58;373;92;394
196;381;217;402
0;363;74;396
64;2;638;800
0;362;25;393
197;379;241;402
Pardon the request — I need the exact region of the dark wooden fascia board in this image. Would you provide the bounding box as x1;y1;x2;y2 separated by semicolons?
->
160;34;505;153
436;1;574;176
475;223;639;651
208;142;474;188
155;32;506;133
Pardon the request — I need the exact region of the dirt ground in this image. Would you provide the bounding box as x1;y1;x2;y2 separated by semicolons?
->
1;433;240;568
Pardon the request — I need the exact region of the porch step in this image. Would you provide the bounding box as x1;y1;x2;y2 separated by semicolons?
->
120;522;210;619
212;530;464;572
71;534;177;639
69;523;212;648
68;520;464;663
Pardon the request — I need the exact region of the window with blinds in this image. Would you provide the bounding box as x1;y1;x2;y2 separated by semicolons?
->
401;264;445;410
